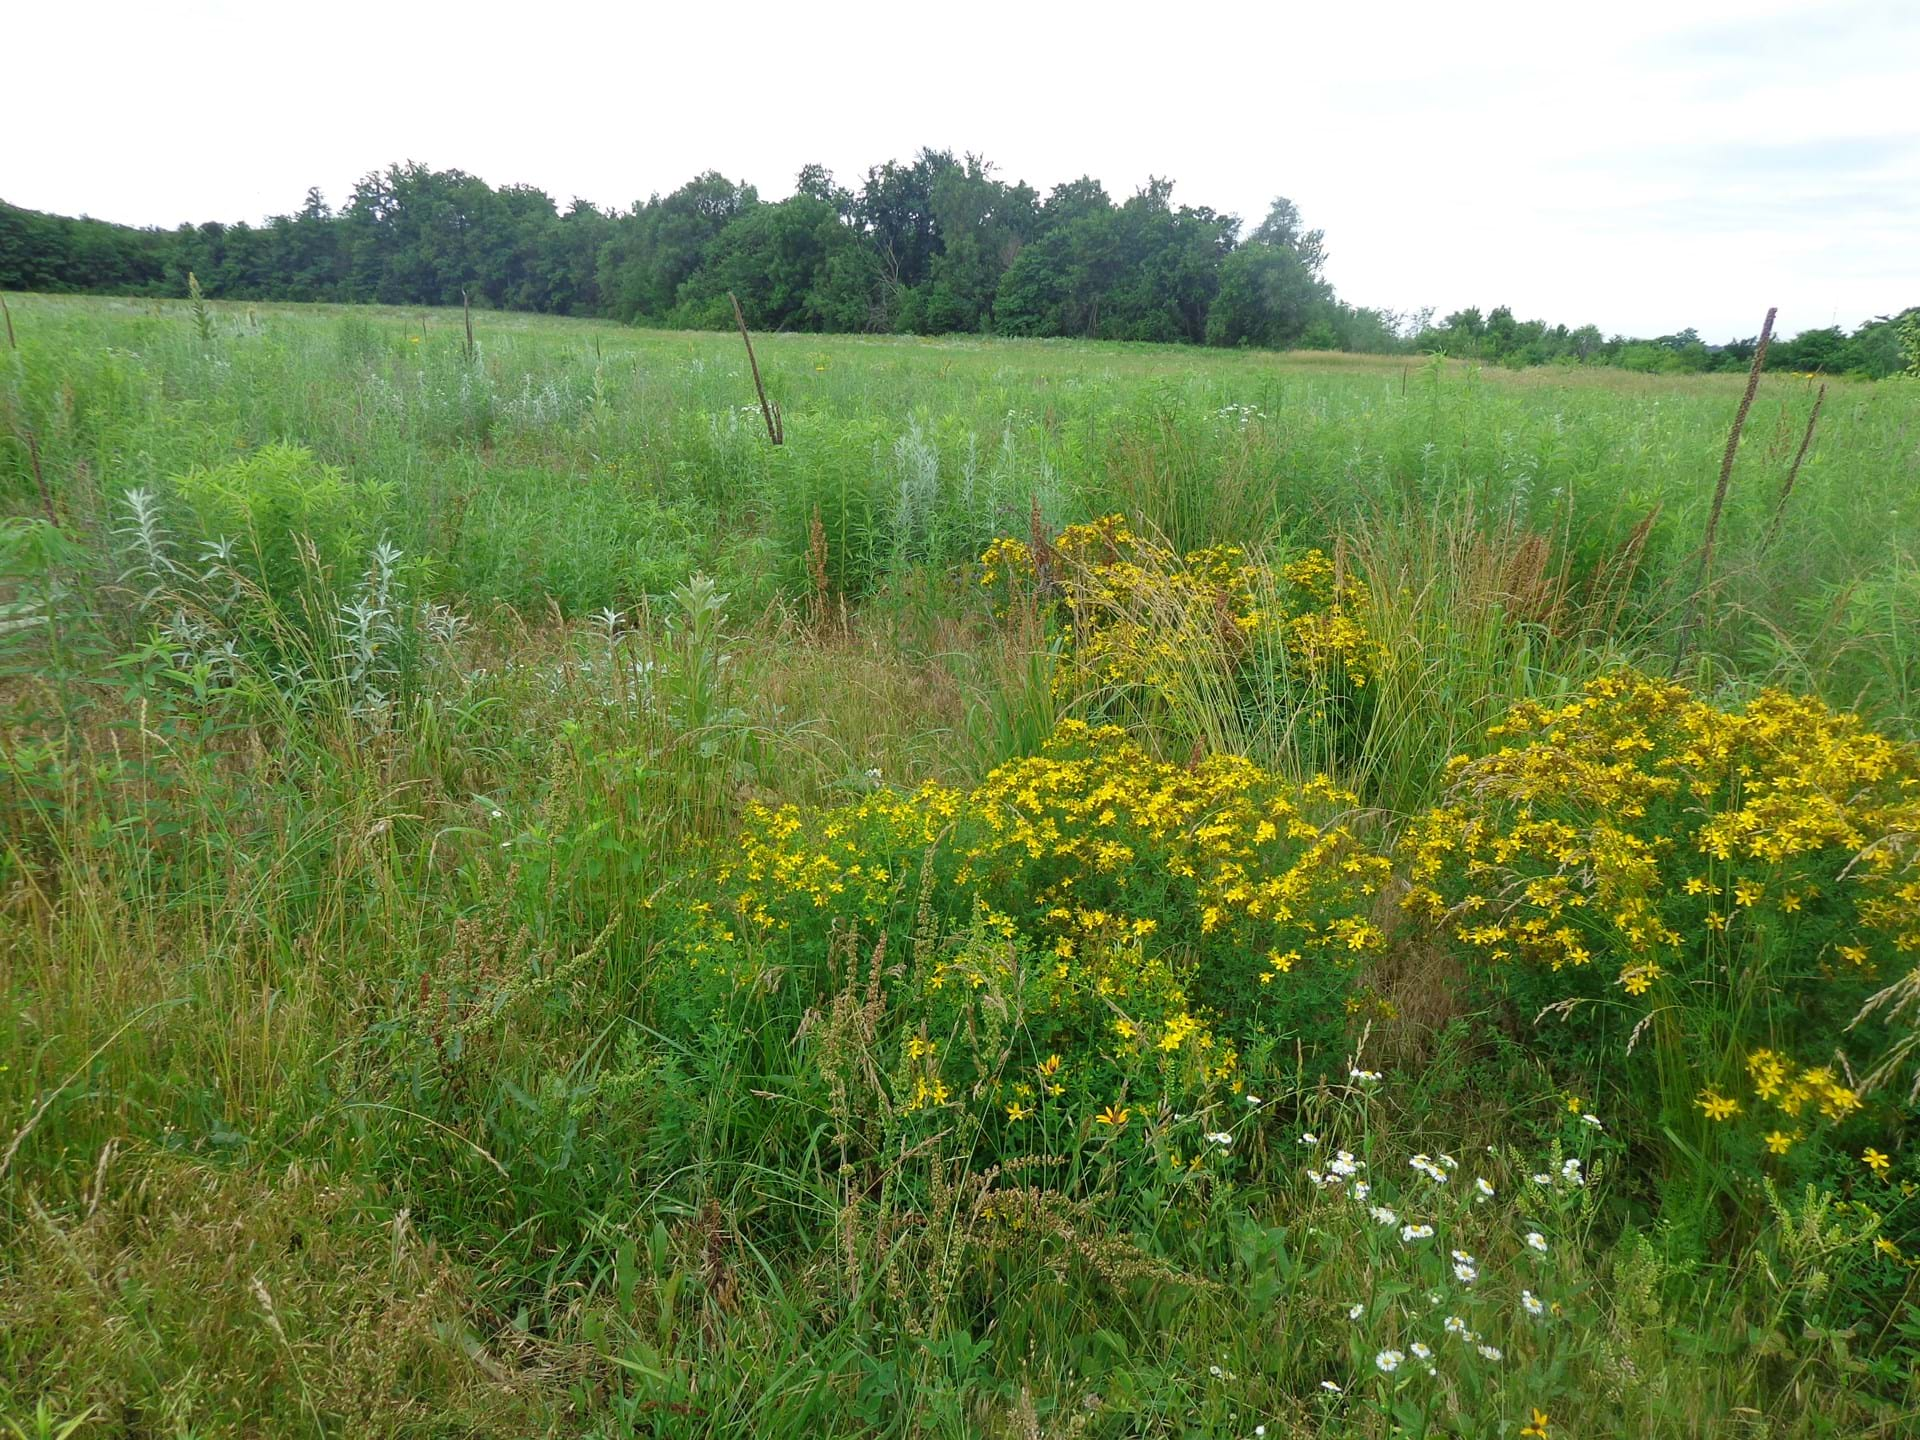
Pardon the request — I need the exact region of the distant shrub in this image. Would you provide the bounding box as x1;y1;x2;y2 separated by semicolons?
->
171;442;389;604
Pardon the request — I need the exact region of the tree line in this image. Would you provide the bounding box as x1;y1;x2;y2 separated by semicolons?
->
2;153;1914;376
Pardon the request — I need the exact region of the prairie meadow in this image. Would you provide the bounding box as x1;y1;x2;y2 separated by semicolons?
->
2;293;1918;1437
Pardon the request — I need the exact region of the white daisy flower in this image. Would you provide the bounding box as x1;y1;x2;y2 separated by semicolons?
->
1582;1113;1603;1128
1205;1131;1233;1146
1443;1315;1469;1336
1320;1380;1342;1393
1349;1302;1365;1320
1299;1132;1319;1145
1375;1349;1405;1374
1453;1261;1478;1285
1475;1177;1495;1199
1525;1231;1549;1253
1522;1289;1546;1316
1400;1222;1435;1243
1477;1343;1503;1361
1369;1205;1399;1226
1410;1342;1432;1361
1352;1180;1372;1201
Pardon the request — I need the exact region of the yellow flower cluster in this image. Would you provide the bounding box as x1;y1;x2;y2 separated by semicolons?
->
960;720;1390;986
1403;669;1919;1151
980;515;1389;703
704;719;1390;1128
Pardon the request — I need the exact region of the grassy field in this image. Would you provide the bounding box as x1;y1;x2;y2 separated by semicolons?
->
2;294;1919;1438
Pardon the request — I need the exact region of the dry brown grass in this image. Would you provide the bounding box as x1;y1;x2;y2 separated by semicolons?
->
0;1151;548;1436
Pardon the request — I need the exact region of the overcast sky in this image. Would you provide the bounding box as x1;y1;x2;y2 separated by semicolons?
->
9;0;1915;339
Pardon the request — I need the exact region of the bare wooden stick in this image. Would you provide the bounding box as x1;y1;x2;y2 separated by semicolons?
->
1;294;15;350
730;292;782;445
462;288;476;364
24;427;56;525
1674;306;1775;668
1763;382;1825;549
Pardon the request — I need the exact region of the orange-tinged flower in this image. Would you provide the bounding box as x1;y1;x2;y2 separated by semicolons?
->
1095;1104;1131;1128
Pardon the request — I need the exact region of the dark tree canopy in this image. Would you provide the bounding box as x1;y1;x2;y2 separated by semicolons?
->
2;156;1912;373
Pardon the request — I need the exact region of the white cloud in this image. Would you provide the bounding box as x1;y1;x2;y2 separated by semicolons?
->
8;0;1915;339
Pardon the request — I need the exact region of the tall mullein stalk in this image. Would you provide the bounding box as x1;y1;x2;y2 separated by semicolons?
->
1763;382;1824;550
1674;306;1774;671
187;271;214;346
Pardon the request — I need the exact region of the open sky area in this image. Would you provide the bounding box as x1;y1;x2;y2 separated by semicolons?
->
8;1;1918;339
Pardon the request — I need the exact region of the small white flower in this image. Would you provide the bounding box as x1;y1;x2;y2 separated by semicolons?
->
490;808;504;819
1526;1231;1549;1253
1320;1380;1342;1393
1439;1152;1459;1170
1582;1113;1603;1128
1306;1169;1325;1185
1410;1342;1432;1361
1369;1205;1399;1226
1247;1094;1263;1106
1450;1249;1476;1265
1475;1177;1495;1199
1299;1132;1319;1145
1375;1348;1405;1374
1349;1302;1366;1320
1453;1261;1478;1285
1256;1428;1266;1437
1205;1131;1233;1147
1522;1289;1546;1317
1531;1172;1552;1186
1443;1315;1468;1336
1209;1364;1224;1377
1400;1223;1435;1243
1352;1180;1372;1201
1477;1343;1503;1361
1349;1067;1382;1083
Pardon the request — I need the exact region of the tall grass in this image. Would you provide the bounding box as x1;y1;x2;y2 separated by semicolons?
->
2;294;1917;1436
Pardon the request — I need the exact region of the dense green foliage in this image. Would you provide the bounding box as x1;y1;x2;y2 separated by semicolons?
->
11;157;1913;374
3;297;1920;1437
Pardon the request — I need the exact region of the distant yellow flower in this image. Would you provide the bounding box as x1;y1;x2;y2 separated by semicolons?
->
1875;1237;1902;1259
1095;1104;1131;1128
1006;1102;1032;1122
1764;1130;1796;1155
1696;1089;1740;1122
1521;1408;1551;1440
1038;1053;1062;1077
1565;1094;1583;1114
1863;1148;1892;1176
